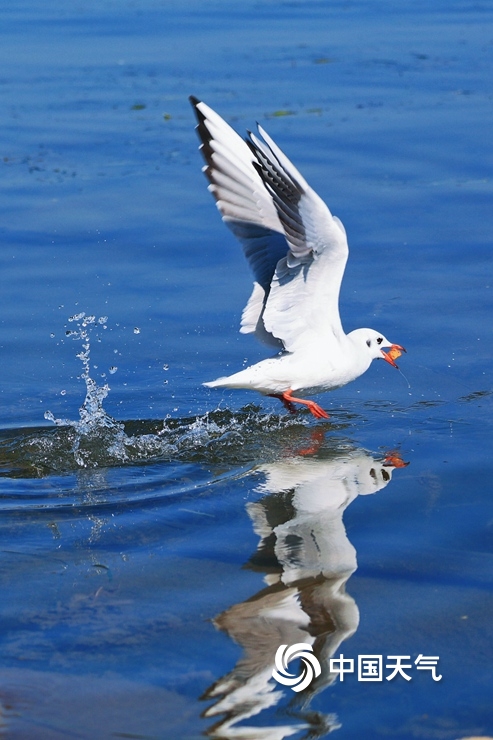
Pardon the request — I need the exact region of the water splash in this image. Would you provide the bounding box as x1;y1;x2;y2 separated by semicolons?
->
3;404;322;478
0;314;342;477
44;313;128;468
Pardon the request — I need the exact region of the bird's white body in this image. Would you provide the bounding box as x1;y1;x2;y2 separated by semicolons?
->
190;97;404;417
205;329;374;396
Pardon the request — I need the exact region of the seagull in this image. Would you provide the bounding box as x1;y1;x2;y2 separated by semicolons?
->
190;97;405;419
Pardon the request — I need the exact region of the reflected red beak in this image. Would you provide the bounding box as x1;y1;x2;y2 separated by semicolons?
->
383;451;410;468
381;344;406;369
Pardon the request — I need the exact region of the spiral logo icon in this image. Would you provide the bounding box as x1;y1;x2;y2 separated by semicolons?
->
272;643;321;692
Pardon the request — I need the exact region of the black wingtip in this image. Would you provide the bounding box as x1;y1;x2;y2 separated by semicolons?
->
245;132;257;154
188;97;215;182
189;96;206;129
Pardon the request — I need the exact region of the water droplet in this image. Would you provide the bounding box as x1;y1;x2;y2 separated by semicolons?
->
69;312;85;322
60;390;67;396
163;363;169;371
50;333;55;338
109;366;118;374
163;379;168;385
98;316;108;324
133;327;141;334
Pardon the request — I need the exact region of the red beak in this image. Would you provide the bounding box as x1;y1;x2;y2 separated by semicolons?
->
381;344;406;369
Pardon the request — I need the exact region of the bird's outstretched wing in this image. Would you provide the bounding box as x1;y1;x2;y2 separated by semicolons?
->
190;96;286;348
190;97;349;352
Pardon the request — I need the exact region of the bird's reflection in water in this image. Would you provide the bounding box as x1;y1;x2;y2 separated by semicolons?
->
202;431;408;739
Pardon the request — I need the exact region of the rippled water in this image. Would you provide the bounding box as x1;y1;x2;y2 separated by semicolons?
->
1;0;492;738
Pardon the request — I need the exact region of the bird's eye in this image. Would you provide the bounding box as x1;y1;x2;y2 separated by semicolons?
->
366;339;371;347
377;337;383;345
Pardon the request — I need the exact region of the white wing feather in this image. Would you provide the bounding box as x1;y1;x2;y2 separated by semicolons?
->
190;98;349;353
191;99;282;235
248;125;349;351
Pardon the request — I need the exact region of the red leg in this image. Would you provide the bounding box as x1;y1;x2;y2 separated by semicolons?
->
268;393;297;414
280;389;329;419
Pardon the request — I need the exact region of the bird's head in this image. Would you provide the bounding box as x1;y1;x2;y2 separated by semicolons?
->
353;329;406;368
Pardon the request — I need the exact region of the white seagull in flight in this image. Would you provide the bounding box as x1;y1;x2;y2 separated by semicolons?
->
190;97;405;419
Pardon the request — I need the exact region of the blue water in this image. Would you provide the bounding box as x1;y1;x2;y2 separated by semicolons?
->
1;1;492;738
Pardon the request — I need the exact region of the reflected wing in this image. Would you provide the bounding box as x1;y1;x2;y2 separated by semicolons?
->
190;97;349;352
